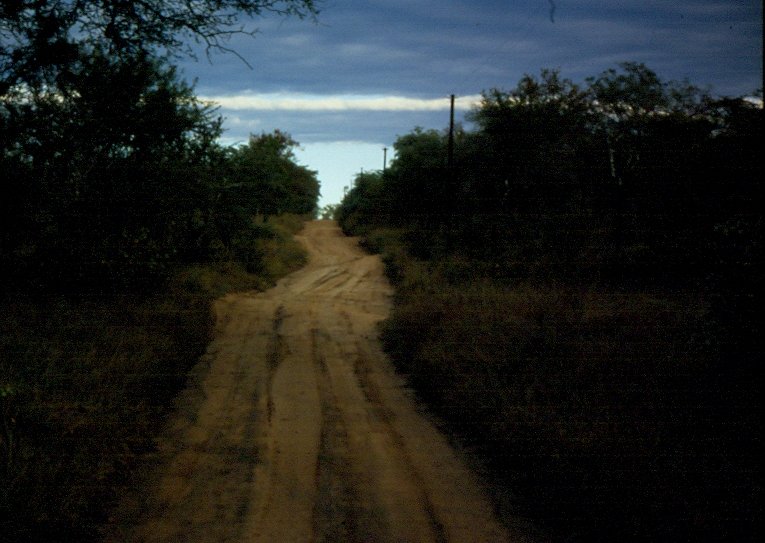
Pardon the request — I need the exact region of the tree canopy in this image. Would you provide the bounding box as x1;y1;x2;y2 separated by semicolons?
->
1;0;321;293
338;63;761;286
1;0;317;90
229;130;320;219
337;63;761;542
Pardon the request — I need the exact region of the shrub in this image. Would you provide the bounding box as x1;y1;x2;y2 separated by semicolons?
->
369;226;757;541
0;214;311;542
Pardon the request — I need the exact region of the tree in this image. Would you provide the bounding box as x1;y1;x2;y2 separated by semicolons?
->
465;69;602;271
0;49;225;289
587;62;668;116
228;131;319;220
470;69;597;199
320;204;339;220
384;128;449;225
1;0;319;291
1;0;318;90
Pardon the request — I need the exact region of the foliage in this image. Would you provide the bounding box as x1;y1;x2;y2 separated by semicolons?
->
335;170;388;233
0;291;212;541
378;255;756;541
0;225;308;541
1;0;318;92
340;63;761;289
338;64;761;541
1;61;319;291
1;0;321;293
228;130;320;219
2;50;225;290
319;203;339;220
0;1;319;540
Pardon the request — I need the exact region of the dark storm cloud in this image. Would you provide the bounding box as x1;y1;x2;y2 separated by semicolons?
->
175;0;761;204
178;0;761;145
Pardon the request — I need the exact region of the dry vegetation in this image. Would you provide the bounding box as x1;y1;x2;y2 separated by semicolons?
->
354;228;758;541
337;65;759;541
0;215;308;542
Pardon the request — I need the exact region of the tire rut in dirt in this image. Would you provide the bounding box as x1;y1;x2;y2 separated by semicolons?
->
243;302;322;542
313;302;446;542
265;304;285;424
311;327;376;543
104;302;270;543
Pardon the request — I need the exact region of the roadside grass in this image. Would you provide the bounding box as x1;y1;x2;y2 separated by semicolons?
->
253;214;309;280
0;214;310;542
366;227;758;542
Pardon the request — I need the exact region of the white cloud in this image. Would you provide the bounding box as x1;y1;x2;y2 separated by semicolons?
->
226;115;262;128
200;92;482;112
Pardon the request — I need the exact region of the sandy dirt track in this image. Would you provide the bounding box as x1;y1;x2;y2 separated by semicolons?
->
105;220;516;542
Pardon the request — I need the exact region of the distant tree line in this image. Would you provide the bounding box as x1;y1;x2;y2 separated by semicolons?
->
1;0;319;294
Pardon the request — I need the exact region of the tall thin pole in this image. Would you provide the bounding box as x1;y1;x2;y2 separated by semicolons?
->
447;94;455;172
446;94;456;247
383;146;388;172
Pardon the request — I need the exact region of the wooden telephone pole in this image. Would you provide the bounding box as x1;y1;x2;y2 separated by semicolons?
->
447;94;455;172
446;94;457;247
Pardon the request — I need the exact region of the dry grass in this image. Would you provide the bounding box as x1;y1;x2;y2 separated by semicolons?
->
1;293;210;540
0;214;310;542
370;229;758;542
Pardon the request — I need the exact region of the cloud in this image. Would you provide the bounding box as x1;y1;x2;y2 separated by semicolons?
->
200;92;482;111
182;0;761;147
225;115;262;128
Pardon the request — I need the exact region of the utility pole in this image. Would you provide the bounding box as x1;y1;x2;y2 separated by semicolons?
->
447;94;455;173
446;94;456;249
383;146;388;172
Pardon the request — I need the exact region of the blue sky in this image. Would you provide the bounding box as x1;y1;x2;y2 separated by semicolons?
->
178;0;763;207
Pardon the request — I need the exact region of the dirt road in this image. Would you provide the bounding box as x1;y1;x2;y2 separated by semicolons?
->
106;220;515;542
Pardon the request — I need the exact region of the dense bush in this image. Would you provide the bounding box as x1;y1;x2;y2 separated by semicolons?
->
0;55;319;292
338;64;761;541
340;64;761;290
0;215;310;542
1;2;320;294
1;3;320;539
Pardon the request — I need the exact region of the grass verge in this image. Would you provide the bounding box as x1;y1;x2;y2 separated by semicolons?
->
363;227;759;542
0;215;309;542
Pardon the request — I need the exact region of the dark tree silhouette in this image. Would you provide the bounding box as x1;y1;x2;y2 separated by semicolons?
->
337;63;761;542
1;0;318;88
1;0;320;291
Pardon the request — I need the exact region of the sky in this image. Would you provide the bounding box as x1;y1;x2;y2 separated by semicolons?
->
178;0;763;207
